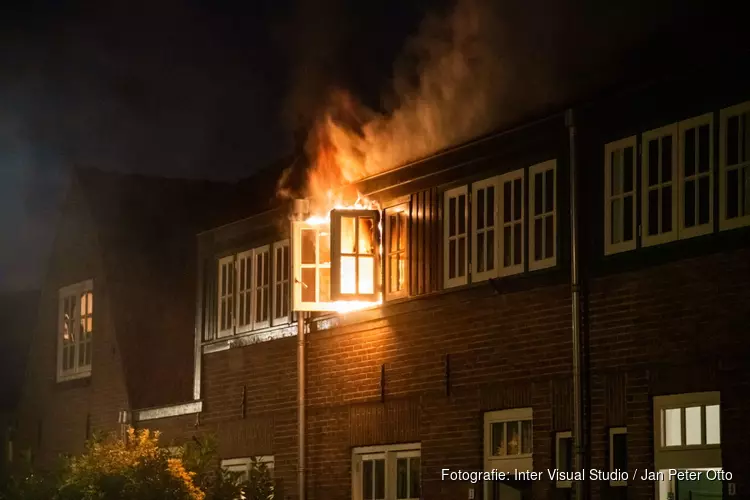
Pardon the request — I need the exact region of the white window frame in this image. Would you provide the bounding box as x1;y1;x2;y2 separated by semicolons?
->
604;136;638;255
384;203;409;301
217;256;235;338
235;249;254;334
57;279;94;382
641;124;679;247
678;113;714;239
221;456;274;483
251;245;271;330
653;392;721;472
271;240;291;326
443;185;469;288
483;407;533;473
352;443;421;500
609;427;627;487
555;431;572;489
498;169;525;277
528;160;557;271
719;100;750;231
471;176;500;282
292;221;332;311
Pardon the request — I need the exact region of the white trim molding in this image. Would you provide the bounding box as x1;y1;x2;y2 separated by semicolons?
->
604;136;637;255
528;160;557;271
719;100;750;231
641;123;679;247
134;400;203;422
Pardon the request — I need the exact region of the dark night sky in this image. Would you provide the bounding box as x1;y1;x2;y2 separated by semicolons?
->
0;0;737;291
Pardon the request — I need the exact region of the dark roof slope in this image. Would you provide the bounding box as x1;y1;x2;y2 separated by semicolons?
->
73;167;236;409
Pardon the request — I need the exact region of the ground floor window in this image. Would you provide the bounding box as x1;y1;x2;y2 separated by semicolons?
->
653;392;722;500
486;478;533;500
220;456;274;498
352;443;421;500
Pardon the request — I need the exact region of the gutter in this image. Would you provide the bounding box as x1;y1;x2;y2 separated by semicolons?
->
566;109;587;500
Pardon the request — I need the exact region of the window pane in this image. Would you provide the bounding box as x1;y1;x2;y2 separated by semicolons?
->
341;216;356;253
513;224;522;265
358;256;374;294
743;112;750;163
477;232;485;273
301;268;316;302
662;135;673;182
458;195;466;234
545;169;554;212
685;179;696;228
303;229;318;265
513;179;522;220
487;185;495;227
341;255;356;294
623;196;634;242
698;176;710;225
662;185;673;232
359;217;375;255
743;165;750;216
399;213;407;252
521;420;532;454
612;151;622;195
374;459;385;500
491;422;506;456
612;433;627;471
706;404;720;444
486;229;494;271
665;408;682;446
648;140;659;186
363;460;373;500
507;421;520;455
319;231;330;265
727;168;739;219
503;226;511;267
624;147;634;193
397;458;408;499
449;197;456;237
389;215;398;253
319;267;330;302
534;172;543;215
449;240;456;279
409;457;421;498
477;188;485;229
727;115;739;166
458;237;466;277
504;181;511;223
611;198;622;244
685;406;702;445
684;128;696;177
698;125;710;173
534;219;542;261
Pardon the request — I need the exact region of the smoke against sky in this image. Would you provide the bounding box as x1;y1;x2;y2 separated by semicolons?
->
0;0;739;291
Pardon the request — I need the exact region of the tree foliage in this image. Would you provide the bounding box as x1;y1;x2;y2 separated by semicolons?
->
0;428;274;500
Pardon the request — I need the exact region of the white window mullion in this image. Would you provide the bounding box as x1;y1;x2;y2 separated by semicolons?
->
472;177;499;282
719;101;750;230
604;137;637;255
443;185;469;288
272;240;291;325
498;170;524;275
234;251;252;334
528;160;557;271
253;245;271;330
642;124;679;246
678;113;714;239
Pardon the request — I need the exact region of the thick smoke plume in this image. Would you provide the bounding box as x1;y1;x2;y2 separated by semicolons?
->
278;0;526;209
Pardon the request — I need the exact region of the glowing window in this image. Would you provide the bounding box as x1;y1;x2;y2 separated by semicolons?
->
384;204;409;300
58;280;93;382
330;209;381;302
292;221;332;311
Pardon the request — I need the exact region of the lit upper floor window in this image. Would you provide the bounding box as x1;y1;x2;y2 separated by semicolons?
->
58;280;93;382
384;203;409;300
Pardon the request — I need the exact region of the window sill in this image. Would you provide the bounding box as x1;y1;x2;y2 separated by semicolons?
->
203;322;298;354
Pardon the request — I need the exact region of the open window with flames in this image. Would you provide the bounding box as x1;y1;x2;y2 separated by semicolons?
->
292;204;381;312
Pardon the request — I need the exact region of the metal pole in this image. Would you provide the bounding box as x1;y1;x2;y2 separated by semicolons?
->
567;108;585;500
297;310;306;500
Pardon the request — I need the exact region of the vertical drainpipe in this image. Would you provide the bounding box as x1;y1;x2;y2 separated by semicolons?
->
292;199;307;500
566;108;586;500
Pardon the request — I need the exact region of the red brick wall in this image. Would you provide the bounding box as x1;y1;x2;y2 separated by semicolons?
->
192;246;750;500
